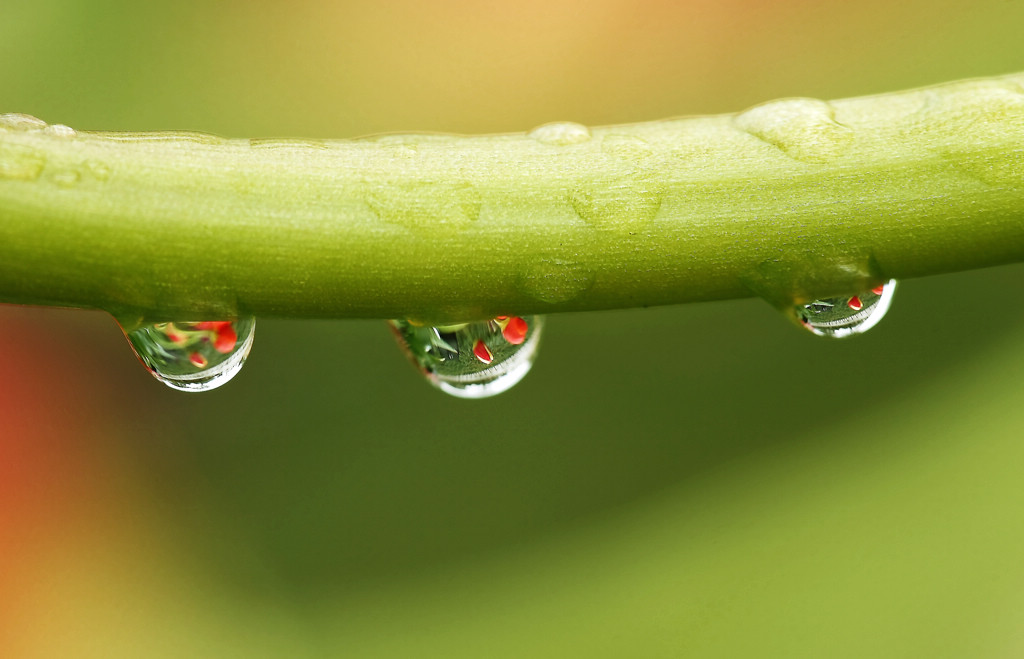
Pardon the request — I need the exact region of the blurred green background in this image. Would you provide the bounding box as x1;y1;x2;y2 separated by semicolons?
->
2;1;1024;656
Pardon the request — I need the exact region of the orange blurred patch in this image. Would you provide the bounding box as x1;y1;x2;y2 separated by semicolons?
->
0;308;127;649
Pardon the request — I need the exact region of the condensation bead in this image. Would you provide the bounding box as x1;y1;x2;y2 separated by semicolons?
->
793;280;897;338
390;315;543;399
528;122;591;146
121;318;256;391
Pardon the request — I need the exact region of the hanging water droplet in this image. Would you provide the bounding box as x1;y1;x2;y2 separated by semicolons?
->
390;315;544;399
121;318;256;391
792;280;897;338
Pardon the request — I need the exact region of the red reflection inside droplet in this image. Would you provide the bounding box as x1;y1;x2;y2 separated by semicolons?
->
195;321;238;354
502;316;528;345
213;325;238;353
473;339;493;364
847;297;863;311
165;326;188;345
196;321;231;331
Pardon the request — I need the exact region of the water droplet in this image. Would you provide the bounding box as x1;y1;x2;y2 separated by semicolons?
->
528;122;591;146
390;315;544;399
102;130;227;145
84;160;111;181
121;318;256;391
918;83;1024;186
249;137;329;150
792;280;897;338
734;98;853;164
43;123;76;139
0;143;45;181
570;171;664;232
50;169;81;188
0;113;47;131
367;181;480;233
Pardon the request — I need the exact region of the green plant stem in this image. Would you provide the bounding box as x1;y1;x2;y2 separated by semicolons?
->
1;73;1023;325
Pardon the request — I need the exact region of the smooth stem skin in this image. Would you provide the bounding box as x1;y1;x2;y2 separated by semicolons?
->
1;73;1023;326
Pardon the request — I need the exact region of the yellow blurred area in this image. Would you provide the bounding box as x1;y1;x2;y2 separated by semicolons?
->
2;1;1024;656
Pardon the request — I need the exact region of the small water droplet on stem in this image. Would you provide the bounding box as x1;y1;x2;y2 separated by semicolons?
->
390;315;544;399
0;113;48;131
792;280;897;338
43;124;76;139
528;122;591;146
120;317;256;391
